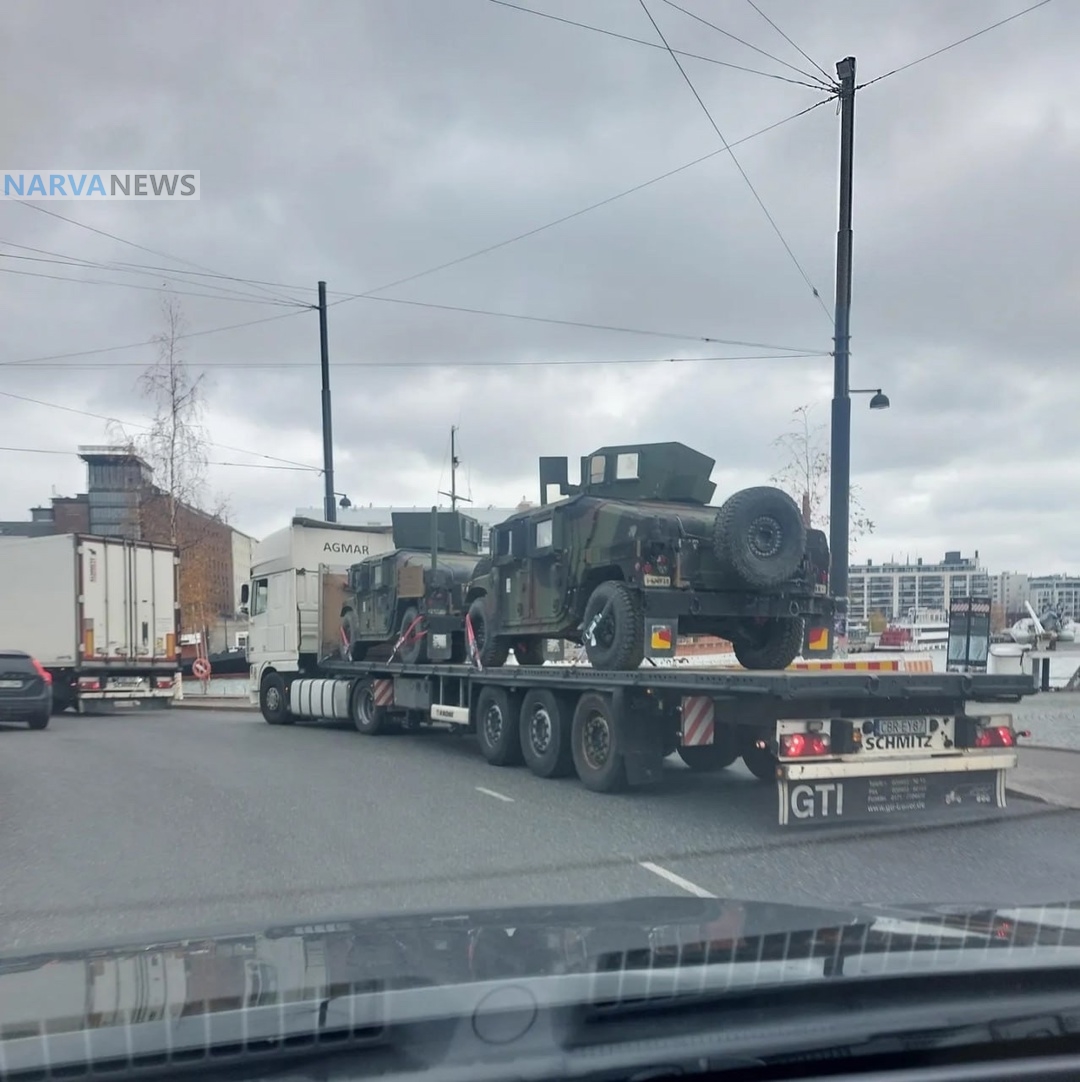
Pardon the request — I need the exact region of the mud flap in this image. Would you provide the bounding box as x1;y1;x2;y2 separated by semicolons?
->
614;687;665;786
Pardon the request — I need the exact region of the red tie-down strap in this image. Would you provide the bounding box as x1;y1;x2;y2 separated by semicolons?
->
464;612;483;671
389;613;426;662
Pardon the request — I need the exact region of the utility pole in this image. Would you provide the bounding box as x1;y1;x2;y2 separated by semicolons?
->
438;425;472;512
828;56;857;655
318;280;336;523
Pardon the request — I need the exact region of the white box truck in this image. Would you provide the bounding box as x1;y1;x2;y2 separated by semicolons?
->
0;533;181;713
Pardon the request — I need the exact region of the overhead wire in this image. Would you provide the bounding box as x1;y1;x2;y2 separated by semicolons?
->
13;200;310;307
328;95;834;307
0;264;302;307
857;0;1055;89
0;350;829;371
658;0;830;86
0;445;317;472
485;0;828;88
744;0;832;85
0;388;321;472
0;309;311;368
0;241;314;308
636;0;833;323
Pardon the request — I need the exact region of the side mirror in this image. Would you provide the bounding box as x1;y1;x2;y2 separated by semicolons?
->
240;584;249;605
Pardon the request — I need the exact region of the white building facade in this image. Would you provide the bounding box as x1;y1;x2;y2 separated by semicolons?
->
848;551;991;625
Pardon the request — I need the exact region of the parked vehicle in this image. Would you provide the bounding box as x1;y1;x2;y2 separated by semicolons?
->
0;649;53;729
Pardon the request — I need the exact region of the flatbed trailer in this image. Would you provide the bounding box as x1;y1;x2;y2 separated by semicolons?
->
251;655;1036;828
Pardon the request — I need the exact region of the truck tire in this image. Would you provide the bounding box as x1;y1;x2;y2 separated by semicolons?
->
350;679;389;735
26;710;50;731
571;692;627;793
677;731;738;772
581;581;645;671
713;486;806;589
519;689;573;778
731;617;804;670
512;638;545;667
397;606;427;665
474;686;523;766
741;745;778;781
260;672;294;725
467;598;510;668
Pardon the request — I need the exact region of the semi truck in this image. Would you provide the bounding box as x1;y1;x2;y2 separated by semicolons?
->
0;533;181;713
246;527;1037;828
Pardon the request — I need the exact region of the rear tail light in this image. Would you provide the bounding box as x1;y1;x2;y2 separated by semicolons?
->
78;676;101;691
975;726;1015;748
780;732;831;757
155;675;174;689
31;658;52;685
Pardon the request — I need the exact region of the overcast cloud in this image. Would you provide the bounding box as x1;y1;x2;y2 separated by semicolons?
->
1;0;1075;574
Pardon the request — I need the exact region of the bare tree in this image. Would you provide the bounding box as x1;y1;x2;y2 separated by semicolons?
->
769;403;875;553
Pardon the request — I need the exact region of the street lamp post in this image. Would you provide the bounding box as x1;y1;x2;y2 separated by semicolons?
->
828;56;858;654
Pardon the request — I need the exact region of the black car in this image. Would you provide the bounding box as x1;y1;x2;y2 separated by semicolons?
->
0;649;53;729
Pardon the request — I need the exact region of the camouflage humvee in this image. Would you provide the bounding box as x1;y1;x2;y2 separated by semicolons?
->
341;509;483;665
464;442;833;671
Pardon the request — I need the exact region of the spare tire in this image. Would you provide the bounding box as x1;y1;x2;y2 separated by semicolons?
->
713;486;806;589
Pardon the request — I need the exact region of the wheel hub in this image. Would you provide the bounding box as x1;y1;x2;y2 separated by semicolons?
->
529;707;552;754
483;704;504;746
748;514;783;559
266;686;281;711
582;711;610;770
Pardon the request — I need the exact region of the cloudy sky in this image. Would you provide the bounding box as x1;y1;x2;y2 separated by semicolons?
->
1;0;1073;574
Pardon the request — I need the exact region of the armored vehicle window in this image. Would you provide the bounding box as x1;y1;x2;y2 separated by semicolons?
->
535;518;553;549
615;452;639;480
494;528;512;558
373;564;383;588
251;578;269;616
589;454;606;483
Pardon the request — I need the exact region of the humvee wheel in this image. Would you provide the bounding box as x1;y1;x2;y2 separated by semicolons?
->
713;486;806;589
341;610;367;662
731;617;804;670
398;606;427;665
581;581;645;671
467;598;510;668
512;638;545;666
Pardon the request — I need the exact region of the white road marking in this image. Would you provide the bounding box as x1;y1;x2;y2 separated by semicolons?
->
639;861;716;899
475;786;515;803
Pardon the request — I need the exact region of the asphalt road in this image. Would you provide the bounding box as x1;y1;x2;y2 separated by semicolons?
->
3;707;1080;953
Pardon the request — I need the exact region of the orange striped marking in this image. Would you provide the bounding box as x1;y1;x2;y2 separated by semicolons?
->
790;660;901;671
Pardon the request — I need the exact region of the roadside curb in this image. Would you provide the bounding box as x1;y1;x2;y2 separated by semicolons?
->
1006;784;1080;810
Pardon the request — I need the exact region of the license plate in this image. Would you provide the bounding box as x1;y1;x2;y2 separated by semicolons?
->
111;678;145;688
0;679;23;689
874;717;928;736
642;575;671;588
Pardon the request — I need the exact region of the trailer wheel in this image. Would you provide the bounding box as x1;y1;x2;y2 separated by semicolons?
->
260;673;294;725
581;581;645;671
519;689;573;778
677;731;738;772
350;679;390;735
571;692;627;793
474;686;523;766
741;745;778;781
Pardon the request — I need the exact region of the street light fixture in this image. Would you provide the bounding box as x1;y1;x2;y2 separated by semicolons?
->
333;491;352;510
851;388;890;411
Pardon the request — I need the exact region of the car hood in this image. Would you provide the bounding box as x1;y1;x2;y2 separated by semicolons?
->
3;896;1079;1075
